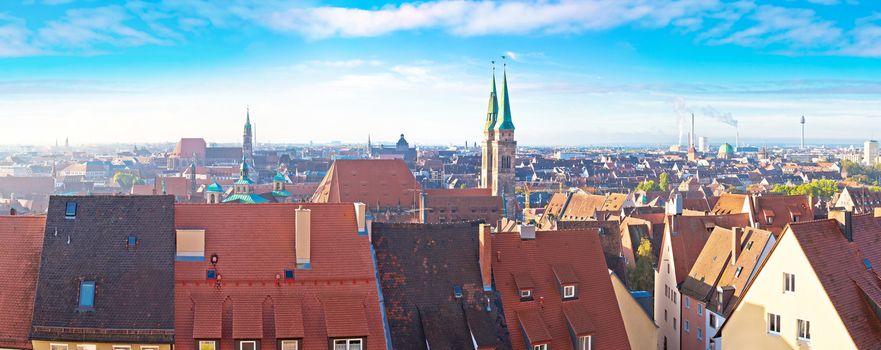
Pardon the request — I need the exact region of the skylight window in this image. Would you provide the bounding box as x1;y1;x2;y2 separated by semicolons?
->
207;269;217;279
127;235;137;248
453;285;463;298
79;280;95;309
284;269;294;279
65;202;77;218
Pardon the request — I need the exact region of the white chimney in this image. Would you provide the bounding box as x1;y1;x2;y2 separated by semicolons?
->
354;202;367;235
296;207;311;269
518;224;536;240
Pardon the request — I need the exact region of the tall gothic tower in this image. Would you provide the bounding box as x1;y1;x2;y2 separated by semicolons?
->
243;107;254;166
481;63;517;218
480;66;499;191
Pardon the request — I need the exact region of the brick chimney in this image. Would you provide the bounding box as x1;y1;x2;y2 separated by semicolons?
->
479;224;493;292
296;207;312;269
828;209;853;242
732;227;743;265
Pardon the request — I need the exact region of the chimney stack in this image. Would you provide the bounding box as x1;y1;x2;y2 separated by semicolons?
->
479;224;493;292
518;224;536;240
295;207;312;269
354;202;367;236
732;227;743;265
828;209;853;242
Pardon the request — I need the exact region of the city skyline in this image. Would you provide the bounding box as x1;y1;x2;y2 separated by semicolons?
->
4;0;881;146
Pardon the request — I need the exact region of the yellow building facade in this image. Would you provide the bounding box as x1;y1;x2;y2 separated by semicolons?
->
720;226;857;349
610;271;658;350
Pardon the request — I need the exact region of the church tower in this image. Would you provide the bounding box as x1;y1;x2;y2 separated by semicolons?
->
243;107;254;167
481;61;517;218
481;64;499;191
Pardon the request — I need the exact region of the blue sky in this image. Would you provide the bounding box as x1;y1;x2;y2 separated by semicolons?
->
2;0;881;147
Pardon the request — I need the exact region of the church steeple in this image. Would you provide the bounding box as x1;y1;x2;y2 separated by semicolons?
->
485;62;499;131
496;62;515;130
242;106;254;169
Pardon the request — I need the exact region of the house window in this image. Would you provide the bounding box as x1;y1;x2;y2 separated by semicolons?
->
768;313;781;334
766;216;774;225
76;346;96;350
784;273;796;293
520;289;532;299
239;340;257;350
734;266;743;278
50;344;68;350
709;313;717;328
112;346;130;350
685;296;690;309
665;285;669;297
333;338;363;350
697;328;703;340
141;347;159;350
279;340;298;350
798;319;811;341
533;345;548;350
698;304;703;316
746;241;754;250
199;341;216;350
673;317;677;330
685;320;690;332
793;215;801;222
65;202;77;218
578;335;592;350
563;285;576;298
79;280;95;308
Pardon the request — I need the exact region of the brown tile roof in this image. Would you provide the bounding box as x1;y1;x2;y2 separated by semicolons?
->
493;230;631;349
710;227;773;316
663;214;752;284
785;219;881;349
559;193;606;220
31;196;176;343
371;222;511;350
711;193;748;215
753;195;813;236
561;302;598;336
0;215;45;350
311;159;420;209
174;203;387;350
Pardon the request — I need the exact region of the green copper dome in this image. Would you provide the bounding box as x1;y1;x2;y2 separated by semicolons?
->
719;143;734;154
206;181;224;193
273;171;286;182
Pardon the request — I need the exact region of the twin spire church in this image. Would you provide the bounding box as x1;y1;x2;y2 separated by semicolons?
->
481;63;517;216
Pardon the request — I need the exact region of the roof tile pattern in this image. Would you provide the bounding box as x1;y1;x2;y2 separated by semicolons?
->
174;203;386;350
493;230;631;349
0;215;45;349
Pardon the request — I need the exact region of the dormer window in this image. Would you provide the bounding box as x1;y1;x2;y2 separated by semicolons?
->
533;344;548;350
793;215;800;222
766;216;774;225
78;280;95;309
563;285;576;298
520;288;533;301
65;202;77;218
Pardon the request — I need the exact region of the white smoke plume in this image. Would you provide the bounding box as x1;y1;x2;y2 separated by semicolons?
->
673;97;738;145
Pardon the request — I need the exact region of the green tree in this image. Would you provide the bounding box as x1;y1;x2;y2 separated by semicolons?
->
627;238;655;291
112;172;142;188
770;179;839;198
635;180;660;192
659;172;670;191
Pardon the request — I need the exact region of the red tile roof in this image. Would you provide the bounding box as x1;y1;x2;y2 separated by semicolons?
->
174;203;386;350
0;215;45;350
711;193;748;215
173;138;207;158
311;159;420;209
493;230;631;349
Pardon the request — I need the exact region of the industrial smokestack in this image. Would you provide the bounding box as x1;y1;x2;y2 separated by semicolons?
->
690;113;695;148
736;126;739;150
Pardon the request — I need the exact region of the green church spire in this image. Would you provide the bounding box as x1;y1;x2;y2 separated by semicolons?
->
484;62;499;131
245;106;252;129
496;62;515;130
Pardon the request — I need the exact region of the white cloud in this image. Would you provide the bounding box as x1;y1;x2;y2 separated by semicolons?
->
0;14;42;57
37;6;172;48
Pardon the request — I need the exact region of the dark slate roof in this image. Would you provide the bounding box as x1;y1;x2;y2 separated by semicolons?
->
30;195;176;343
371;221;511;350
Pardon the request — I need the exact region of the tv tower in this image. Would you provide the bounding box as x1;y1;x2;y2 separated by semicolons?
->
800;115;805;150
